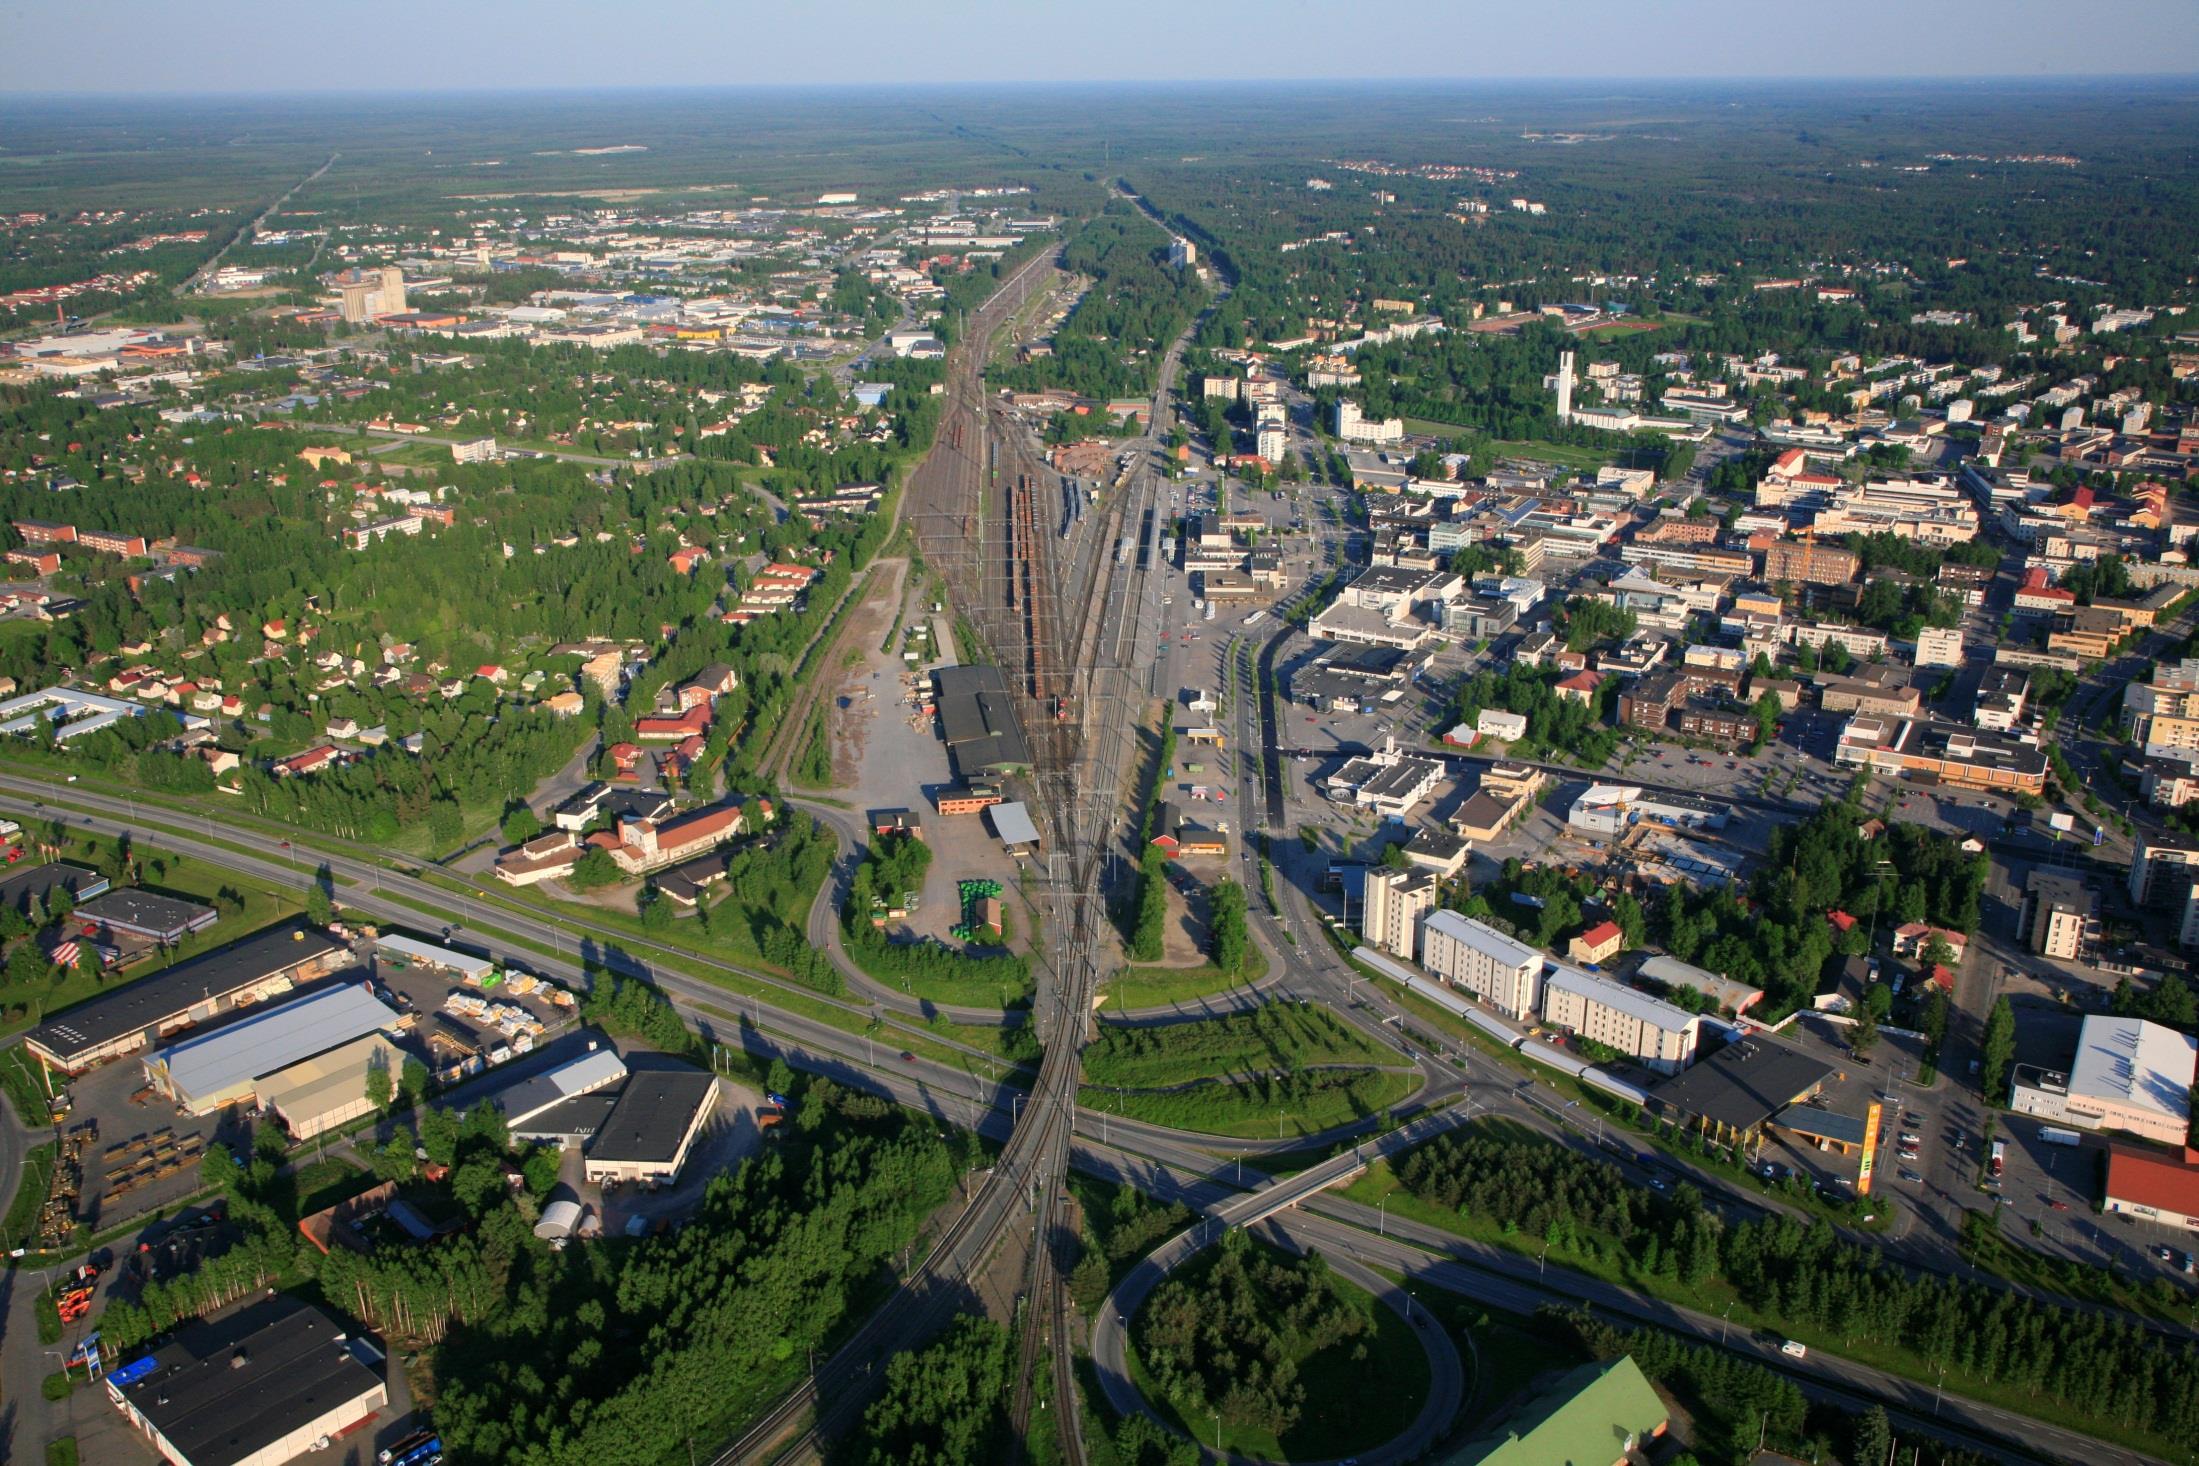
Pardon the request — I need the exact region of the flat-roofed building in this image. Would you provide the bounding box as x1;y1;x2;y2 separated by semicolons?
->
2023;870;2092;959
112;1294;387;1466
1832;715;2048;794
2010;1016;2197;1147
1360;867;1436;961
69;887;218;945
1635;954;1763;1016
1541;964;1701;1074
24;921;350;1074
257;1032;408;1140
146;982;398;1115
583;1068;721;1186
1420;909;1543;1020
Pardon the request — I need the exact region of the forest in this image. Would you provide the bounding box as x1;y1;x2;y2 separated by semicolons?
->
1393;1123;2199;1457
989;205;1206;404
1648;797;1986;1018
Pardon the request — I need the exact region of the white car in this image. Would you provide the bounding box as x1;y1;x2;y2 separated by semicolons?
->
1780;1339;1808;1359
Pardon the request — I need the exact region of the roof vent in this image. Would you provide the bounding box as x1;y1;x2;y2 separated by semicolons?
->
229;1348;249;1369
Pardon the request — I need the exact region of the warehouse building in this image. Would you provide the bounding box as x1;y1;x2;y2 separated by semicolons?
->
376;933;495;981
145;983;399;1115
71;887;219;945
933;663;1033;779
583;1068;720;1186
2010;1015;2198;1147
256;1032;408;1140
2102;1142;2199;1231
496;1045;630;1139
110;1293;387;1466
25;921;351;1074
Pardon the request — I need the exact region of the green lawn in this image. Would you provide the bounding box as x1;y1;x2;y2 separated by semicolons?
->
1082;1066;1417;1140
1102;945;1269;1009
1129;1243;1429;1461
1083;1001;1390;1089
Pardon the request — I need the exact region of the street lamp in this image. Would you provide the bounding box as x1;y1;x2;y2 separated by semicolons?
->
1208;1410;1221;1456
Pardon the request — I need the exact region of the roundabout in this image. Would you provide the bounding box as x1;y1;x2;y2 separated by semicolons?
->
1089;1128;1468;1465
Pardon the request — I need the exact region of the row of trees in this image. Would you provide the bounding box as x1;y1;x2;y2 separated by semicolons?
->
1392;1122;2199;1452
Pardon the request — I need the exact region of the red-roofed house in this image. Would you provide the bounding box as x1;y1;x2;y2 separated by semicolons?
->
609;802;746;874
1826;909;1858;937
475;664;508;684
635;703;712;741
274;744;341;778
1567;920;1625;966
668;546;709;575
2015;567;2076;612
1553;670;1603;706
1892;922;1968;963
2104;1143;2199;1229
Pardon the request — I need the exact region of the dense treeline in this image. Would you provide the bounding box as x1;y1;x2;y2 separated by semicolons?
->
1397;1130;1723;1286
429;1076;958;1462
1393;1125;2199;1454
1136;1229;1367;1440
990;206;1204;403
1653;798;1984;1017
852;1317;1014;1466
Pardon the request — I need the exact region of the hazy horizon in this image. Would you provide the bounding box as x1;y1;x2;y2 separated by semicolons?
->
4;0;2195;98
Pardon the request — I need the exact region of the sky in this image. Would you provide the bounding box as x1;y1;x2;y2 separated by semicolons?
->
2;0;2196;96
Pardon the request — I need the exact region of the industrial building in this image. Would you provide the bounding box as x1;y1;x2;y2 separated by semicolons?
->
145;983;399;1116
1420;909;1543;1020
24;921;351;1074
2010;1016;2198;1147
0;860;109;918
1647;1035;1833;1147
497;1046;631;1139
256;1033;409;1141
71;887;219;945
933;663;1034;779
583;1068;721;1186
2102;1142;2199;1231
110;1293;388;1466
377;933;496;981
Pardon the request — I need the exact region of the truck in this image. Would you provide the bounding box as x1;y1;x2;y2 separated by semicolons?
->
1989;1139;2006;1178
2037;1126;2083;1148
1117;536;1133;566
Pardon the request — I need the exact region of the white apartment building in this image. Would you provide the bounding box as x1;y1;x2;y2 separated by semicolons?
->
1420;909;1542;1020
1359;867;1437;962
1541;964;1701;1075
1335;399;1405;445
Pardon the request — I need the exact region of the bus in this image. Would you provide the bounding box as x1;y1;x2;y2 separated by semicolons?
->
1244;610;1267;628
1989;1139;2007;1179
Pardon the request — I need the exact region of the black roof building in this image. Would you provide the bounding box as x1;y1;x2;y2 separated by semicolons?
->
25;921;349;1071
72;887;220;944
934;663;1033;777
1646;1034;1834;1142
586;1068;718;1169
113;1293;386;1466
0;860;110;918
